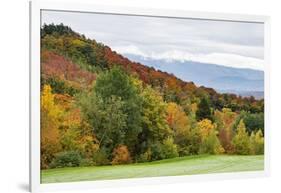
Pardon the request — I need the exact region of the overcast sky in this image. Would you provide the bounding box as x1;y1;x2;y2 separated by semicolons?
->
42;10;264;71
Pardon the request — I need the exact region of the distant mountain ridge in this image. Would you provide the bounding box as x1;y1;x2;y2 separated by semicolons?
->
218;90;264;100
125;54;264;98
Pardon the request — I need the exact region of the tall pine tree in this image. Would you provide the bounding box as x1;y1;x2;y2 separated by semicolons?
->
196;97;212;121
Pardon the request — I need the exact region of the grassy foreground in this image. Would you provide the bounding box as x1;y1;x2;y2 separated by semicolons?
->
41;155;264;183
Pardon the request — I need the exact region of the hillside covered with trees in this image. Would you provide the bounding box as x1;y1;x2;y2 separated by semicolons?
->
40;24;264;169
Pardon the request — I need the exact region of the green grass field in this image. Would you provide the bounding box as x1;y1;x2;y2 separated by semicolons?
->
41;155;264;183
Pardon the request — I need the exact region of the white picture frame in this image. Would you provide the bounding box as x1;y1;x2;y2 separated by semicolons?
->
30;1;271;192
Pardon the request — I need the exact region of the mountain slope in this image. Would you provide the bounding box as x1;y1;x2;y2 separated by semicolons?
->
40;24;264;113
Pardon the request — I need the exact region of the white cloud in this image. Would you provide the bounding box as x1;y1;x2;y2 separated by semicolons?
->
112;45;264;70
112;45;147;57
190;53;264;70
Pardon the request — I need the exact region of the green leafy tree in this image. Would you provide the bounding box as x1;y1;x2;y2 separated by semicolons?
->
41;23;75;37
199;129;224;154
232;120;250;155
79;66;144;160
50;151;82;168
139;86;172;148
162;137;179;158
232;111;264;134
79;92;127;155
150;139;178;161
185;126;201;155
94;66;143;150
244;113;264;134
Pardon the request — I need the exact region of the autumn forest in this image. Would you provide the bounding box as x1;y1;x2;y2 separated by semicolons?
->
40;24;264;180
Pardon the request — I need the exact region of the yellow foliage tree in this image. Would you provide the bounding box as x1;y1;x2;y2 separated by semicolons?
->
249;129;264;155
197;119;224;154
55;93;99;159
40;85;63;169
167;102;190;137
197;119;216;140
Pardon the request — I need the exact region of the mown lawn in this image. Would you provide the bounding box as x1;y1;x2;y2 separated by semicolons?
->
41;155;264;183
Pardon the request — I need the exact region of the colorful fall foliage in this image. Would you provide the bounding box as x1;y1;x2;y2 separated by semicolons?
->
40;24;264;169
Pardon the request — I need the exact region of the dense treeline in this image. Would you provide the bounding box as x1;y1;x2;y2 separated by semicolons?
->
40;24;264;169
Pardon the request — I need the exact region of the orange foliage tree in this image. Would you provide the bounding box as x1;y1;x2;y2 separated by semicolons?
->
166;102;191;155
111;145;132;165
214;108;237;153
